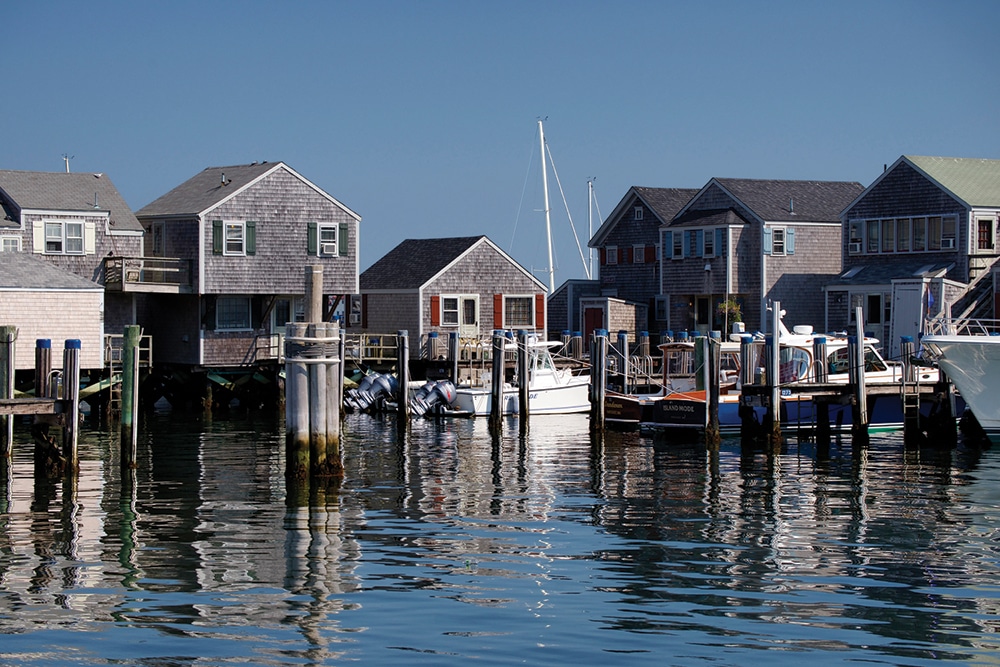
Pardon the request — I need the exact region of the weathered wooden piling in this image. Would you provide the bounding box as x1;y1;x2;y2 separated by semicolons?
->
590;329;607;433
705;332;721;448
285;322;309;481
850;309;869;444
571;331;583;360
396;330;410;429
62;339;81;473
813;336;831;452
448;332;459;384
284;320;343;480
517;329;529;426
489;330;504;431
767;303;782;449
121;325;141;469
617;330;629;392
738;335;759;441
1;325;15;459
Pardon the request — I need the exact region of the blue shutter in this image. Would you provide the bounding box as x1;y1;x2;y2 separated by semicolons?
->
683;231;690;258
716;228;725;257
695;229;704;257
786;227;795;255
763;227;773;255
663;230;672;259
246;221;256;256
339;222;349;256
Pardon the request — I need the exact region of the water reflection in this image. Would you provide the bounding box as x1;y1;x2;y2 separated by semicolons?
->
0;411;997;665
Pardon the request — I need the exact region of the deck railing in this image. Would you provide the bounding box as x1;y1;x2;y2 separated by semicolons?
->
924;317;1000;336
104;257;192;291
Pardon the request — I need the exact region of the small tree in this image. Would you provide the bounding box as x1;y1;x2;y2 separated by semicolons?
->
717;297;742;332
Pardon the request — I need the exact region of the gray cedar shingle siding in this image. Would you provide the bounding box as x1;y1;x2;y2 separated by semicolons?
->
594;187;698;309
137;162;360;295
0;170;144;282
663;178;864;333
842;161;971;282
360;236;547;355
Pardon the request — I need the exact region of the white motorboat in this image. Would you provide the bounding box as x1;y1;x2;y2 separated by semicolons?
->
920;317;1000;441
452;338;590;416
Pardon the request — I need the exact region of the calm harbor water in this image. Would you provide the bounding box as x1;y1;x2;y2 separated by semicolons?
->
1;410;999;666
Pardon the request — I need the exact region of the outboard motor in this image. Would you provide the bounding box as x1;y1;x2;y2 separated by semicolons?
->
409;379;457;417
344;373;399;413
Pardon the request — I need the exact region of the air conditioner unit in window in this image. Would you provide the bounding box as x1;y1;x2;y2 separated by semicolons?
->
848;241;862;254
349;313;361;325
941;238;955;249
321;242;338;255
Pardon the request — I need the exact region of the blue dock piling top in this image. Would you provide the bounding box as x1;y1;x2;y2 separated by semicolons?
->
36;339;51;348
65;339;81;349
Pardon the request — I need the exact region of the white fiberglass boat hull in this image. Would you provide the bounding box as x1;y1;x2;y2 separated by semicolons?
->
453;377;591;416
921;333;1000;438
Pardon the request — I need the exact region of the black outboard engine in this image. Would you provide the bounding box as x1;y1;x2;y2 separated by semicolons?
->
344;373;399;413
409;379;457;417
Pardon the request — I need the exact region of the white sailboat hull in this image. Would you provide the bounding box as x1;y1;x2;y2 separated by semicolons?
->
922;333;1000;438
453;377;591;416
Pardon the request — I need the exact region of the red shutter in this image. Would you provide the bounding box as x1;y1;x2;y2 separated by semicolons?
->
534;293;545;332
645;245;655;263
430;295;440;326
493;294;503;329
600;248;606;265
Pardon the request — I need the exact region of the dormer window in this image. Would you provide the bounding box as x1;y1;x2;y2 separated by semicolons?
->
45;221;84;255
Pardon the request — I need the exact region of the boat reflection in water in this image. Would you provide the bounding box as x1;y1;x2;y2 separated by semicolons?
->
0;411;998;665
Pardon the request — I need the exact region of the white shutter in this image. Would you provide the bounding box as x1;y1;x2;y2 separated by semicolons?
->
33;220;44;253
85;222;97;255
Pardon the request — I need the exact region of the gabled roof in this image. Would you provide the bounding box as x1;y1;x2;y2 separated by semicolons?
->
0;252;104;290
590;186;698;247
136;162;361;220
361;236;545;291
902;156;1000;208
0;169;143;232
669;208;753;228
681;178;864;224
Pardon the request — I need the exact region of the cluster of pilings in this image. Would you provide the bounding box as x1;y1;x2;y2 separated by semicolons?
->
0;327;82;476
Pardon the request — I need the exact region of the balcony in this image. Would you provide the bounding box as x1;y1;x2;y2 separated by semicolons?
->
104;257;193;294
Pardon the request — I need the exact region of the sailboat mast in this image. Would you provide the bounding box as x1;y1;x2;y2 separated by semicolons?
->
538;119;554;294
588;179;595;281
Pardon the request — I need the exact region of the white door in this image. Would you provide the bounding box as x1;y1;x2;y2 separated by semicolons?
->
460;295;479;340
888;280;924;360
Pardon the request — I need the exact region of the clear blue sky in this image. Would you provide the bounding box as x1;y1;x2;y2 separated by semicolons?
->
5;1;998;287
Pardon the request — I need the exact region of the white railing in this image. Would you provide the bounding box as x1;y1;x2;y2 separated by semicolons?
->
924;317;1000;336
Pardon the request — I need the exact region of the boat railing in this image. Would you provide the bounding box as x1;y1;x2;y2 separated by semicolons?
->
925;316;1000;336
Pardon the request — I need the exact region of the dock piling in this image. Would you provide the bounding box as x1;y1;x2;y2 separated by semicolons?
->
1;325;15;460
489;330;504;432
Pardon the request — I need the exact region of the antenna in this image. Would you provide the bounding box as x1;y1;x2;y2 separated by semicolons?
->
62;154;74;173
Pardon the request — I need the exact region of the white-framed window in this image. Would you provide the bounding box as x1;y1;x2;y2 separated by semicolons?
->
977;217;995;251
633;244;645;264
703;228;715;258
224;222;245;256
504;295;534;328
672;232;683;259
772;227;786;256
896;218;910;252
319;224;338;256
216;296;252;330
45;220;84;255
634;207;643;220
606;245;618;265
441;296;460;326
866;220;880;254
1;236;21;252
848;215;956;254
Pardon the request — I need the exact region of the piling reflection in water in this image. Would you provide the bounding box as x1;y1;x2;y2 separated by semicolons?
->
0;411;997;665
